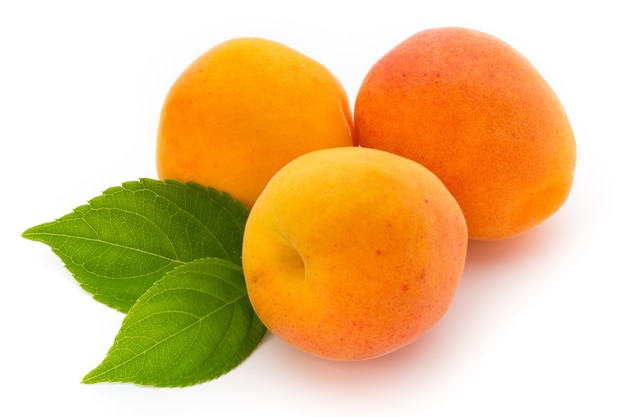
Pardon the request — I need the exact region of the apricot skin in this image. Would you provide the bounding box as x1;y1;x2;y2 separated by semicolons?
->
242;147;468;361
157;37;355;208
354;27;577;240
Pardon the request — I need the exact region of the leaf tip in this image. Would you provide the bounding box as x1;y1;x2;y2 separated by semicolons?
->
21;227;33;240
21;223;45;242
80;373;96;385
81;366;107;385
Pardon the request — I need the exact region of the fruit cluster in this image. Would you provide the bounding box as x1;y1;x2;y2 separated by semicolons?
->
157;27;576;361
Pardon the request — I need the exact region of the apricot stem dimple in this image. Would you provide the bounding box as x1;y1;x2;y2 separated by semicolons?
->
276;233;306;278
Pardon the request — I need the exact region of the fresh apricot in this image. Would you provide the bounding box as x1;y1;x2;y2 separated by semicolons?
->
157;37;355;208
242;147;468;360
354;27;576;239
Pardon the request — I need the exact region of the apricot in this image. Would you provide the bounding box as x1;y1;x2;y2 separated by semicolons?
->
242;147;468;360
156;37;355;208
354;27;576;239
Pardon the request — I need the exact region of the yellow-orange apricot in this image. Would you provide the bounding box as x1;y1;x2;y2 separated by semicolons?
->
355;27;576;239
157;37;355;207
242;147;468;360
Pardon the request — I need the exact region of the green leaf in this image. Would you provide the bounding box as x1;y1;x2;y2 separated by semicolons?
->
22;178;249;313
82;257;266;387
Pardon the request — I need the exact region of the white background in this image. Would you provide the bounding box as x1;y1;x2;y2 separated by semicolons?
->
2;1;624;416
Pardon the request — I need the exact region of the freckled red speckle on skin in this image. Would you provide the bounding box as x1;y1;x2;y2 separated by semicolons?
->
402;284;409;292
